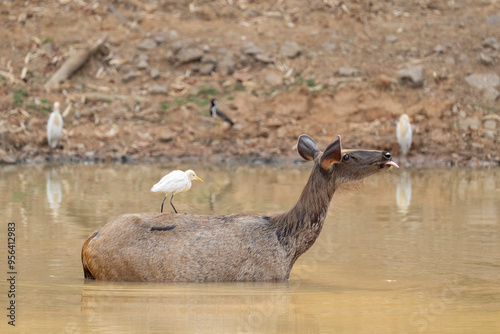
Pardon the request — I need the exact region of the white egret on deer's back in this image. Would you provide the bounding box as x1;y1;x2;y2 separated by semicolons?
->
151;169;204;213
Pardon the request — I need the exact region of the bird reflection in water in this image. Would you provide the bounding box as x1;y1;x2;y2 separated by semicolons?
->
207;171;232;212
396;170;412;215
46;168;62;214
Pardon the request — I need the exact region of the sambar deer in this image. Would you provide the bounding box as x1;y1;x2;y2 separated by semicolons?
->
81;135;398;282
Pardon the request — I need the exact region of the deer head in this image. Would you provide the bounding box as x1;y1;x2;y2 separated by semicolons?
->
298;135;398;187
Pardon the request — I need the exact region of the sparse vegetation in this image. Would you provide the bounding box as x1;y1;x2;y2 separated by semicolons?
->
306;79;316;87
234;82;245;91
197;86;218;96
13;89;28;106
27;99;51;114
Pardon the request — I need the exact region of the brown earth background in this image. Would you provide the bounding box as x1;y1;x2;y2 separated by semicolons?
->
1;0;499;166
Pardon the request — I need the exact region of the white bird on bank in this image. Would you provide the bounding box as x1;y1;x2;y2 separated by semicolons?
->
151;169;204;213
47;102;63;153
397;114;412;164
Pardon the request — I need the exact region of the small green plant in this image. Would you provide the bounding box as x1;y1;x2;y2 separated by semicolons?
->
335;81;345;89
197;86;218;97
309;85;326;94
175;98;184;107
27;99;51;114
13;89;28;106
306;79;316;87
196;98;210;107
251;90;259;97
42;37;54;44
161;102;169;110
234;82;245;91
227;96;234;101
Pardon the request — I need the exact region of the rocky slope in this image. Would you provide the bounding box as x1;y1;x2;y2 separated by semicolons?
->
1;0;499;166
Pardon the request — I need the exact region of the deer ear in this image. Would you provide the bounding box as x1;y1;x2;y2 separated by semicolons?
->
297;135;320;161
320;136;342;170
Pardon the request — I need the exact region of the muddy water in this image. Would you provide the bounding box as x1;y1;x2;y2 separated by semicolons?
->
0;164;499;333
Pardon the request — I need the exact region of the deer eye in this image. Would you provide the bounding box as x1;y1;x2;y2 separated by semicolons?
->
343;154;350;161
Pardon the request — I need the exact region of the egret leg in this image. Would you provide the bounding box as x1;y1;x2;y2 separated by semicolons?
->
160;195;168;213
170;194;178;214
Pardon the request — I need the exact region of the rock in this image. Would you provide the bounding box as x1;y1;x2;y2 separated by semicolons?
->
434;44;445;54
445;56;455;66
279;41;301;58
265;73;283;86
216;49;235;75
486;13;500;25
465;73;500;90
137;59;149;70
165;50;175;63
241;42;261;55
484;119;498;130
150;68;160;79
137;39;157;50
171;38;195;53
479;54;494;66
149;85;168;95
154;30;179;44
482;37;499;50
0;149;16;164
460;117;481;130
199;63;215;75
159;133;174;143
399;65;424;88
321;42;337;54
386;35;398;43
337;67;359;77
122;71;138;83
255;52;273;63
137;54;149;69
176;47;204;64
483;87;499;103
375;74;396;90
201;54;217;64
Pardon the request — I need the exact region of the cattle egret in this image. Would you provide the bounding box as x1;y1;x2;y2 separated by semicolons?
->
151;169;204;213
47;102;63;153
209;99;234;127
397;114;412;164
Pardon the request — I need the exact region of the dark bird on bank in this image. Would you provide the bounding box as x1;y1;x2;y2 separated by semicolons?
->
209;99;234;127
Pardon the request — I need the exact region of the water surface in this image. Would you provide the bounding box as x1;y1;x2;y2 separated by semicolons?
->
0;164;499;333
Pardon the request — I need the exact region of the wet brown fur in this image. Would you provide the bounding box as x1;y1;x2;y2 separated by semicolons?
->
81;135;395;282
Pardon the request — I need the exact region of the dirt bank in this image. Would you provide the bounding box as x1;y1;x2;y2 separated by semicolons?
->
1;1;499;166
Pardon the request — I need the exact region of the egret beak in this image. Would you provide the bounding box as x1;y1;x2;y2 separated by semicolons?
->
195;176;204;182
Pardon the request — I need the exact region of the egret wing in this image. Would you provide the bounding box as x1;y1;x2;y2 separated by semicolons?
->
151;170;188;193
47;113;63;144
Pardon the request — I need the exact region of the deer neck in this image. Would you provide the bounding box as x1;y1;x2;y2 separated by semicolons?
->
270;166;335;264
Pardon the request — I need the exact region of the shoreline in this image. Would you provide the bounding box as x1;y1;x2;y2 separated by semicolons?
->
2;152;499;168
